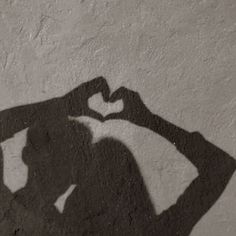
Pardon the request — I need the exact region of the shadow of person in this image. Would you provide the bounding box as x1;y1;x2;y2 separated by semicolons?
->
7;118;155;235
0;78;235;236
63;131;157;235
1;112;236;236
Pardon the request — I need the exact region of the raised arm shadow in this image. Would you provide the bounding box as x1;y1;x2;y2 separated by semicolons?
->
0;86;235;236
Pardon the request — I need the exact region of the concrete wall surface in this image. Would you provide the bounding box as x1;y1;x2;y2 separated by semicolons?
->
0;0;236;235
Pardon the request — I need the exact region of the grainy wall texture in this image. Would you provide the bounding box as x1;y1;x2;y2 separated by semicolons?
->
0;0;236;235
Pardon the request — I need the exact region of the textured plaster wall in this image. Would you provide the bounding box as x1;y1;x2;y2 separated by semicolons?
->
0;0;236;235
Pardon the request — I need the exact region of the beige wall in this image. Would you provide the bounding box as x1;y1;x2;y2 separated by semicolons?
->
0;0;236;235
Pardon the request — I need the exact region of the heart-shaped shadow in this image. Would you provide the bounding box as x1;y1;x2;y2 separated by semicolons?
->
88;92;124;117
